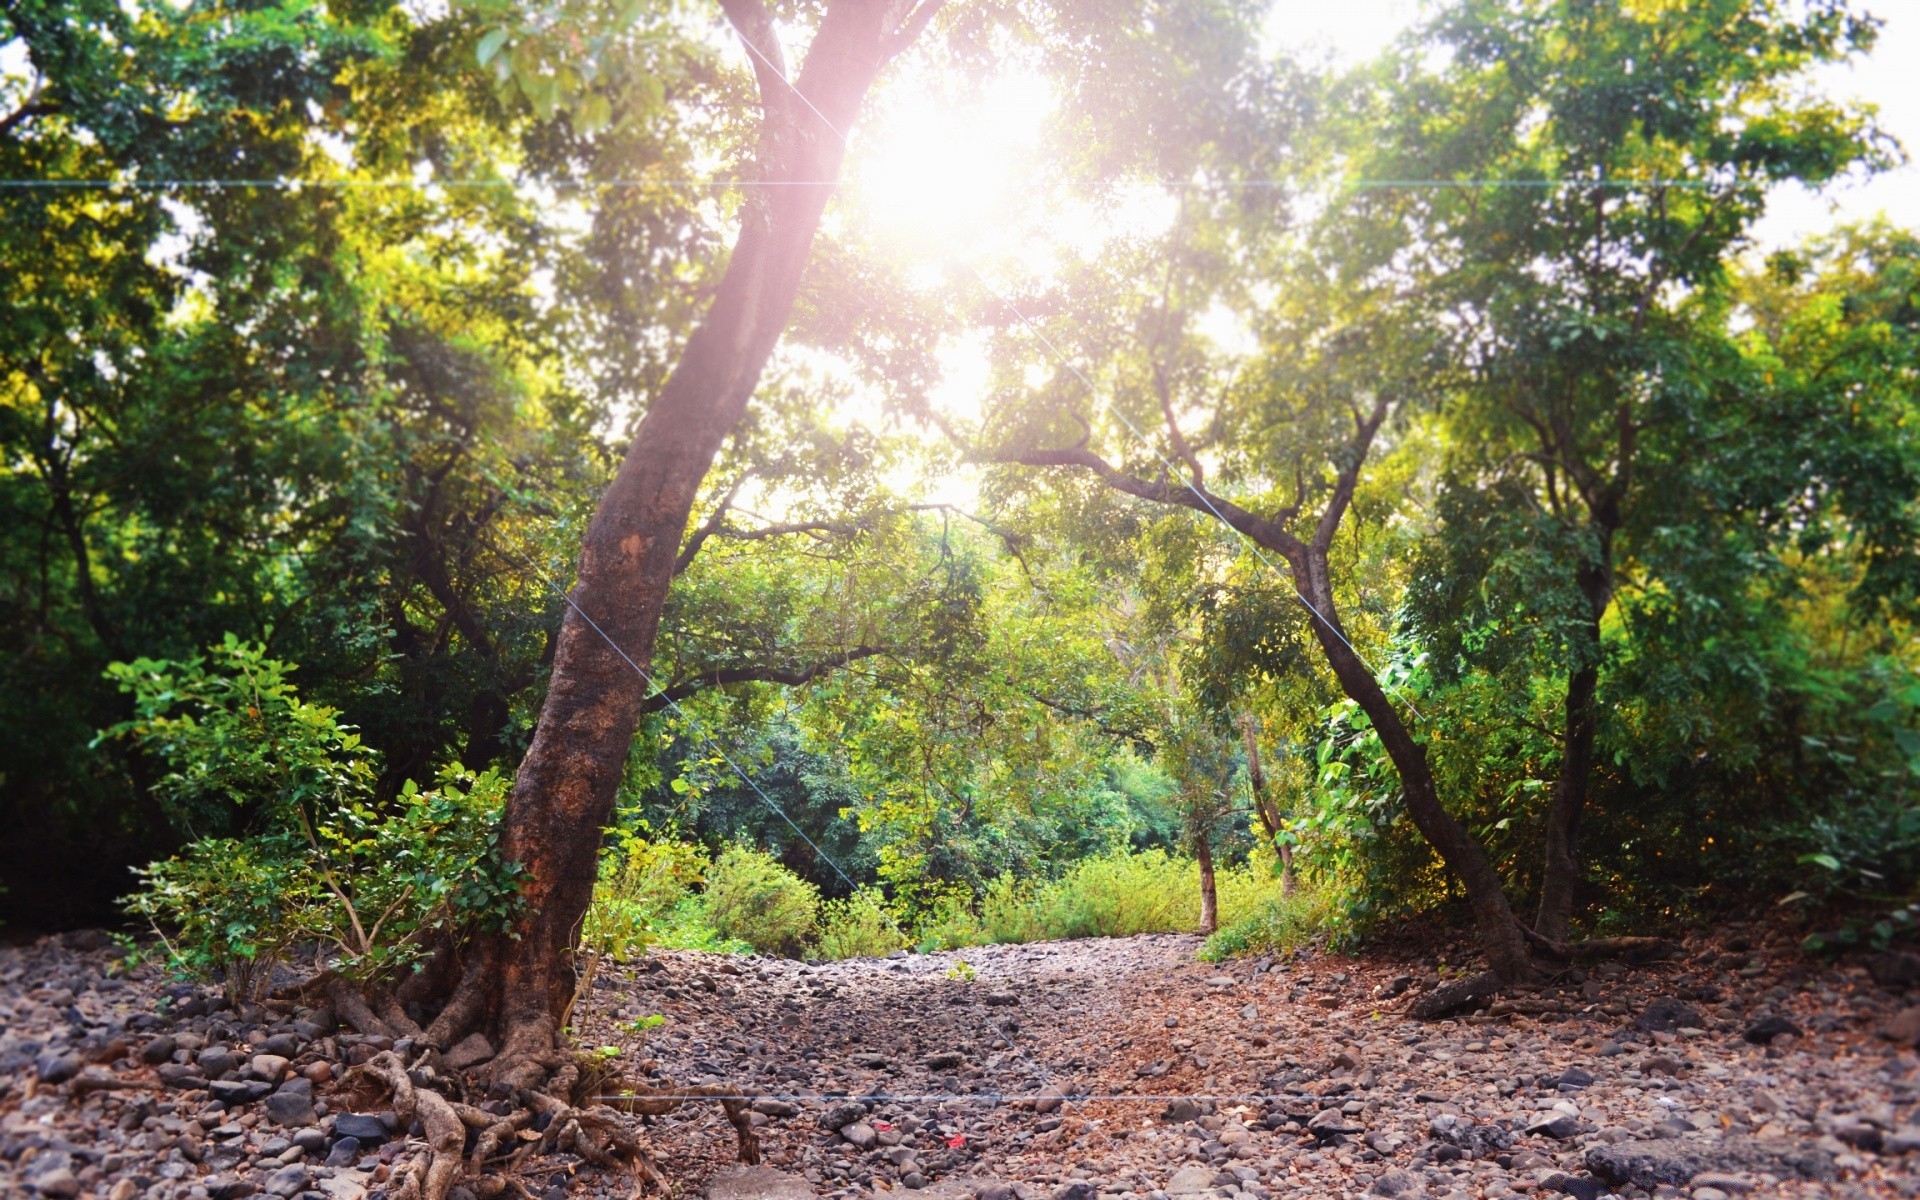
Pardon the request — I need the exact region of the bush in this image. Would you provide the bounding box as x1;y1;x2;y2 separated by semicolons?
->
702;845;819;957
109;641;522;999
124;833;317;1001
583;834;709;962
1198;887;1337;961
1025;850;1195;939
124;766;520;1000
814;887;909;959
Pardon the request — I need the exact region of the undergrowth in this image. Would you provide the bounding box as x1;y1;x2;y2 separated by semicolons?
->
582;841;1331;962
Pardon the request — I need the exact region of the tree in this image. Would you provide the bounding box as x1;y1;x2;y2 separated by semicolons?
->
406;0;951;1122
974;0;1885;981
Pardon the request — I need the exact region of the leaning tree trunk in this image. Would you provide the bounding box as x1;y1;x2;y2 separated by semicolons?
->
402;0;943;1095
1291;545;1535;983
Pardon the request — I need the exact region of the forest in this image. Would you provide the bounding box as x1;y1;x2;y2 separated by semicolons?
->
2;0;1919;1199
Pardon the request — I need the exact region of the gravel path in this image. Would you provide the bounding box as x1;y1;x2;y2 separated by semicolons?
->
5;927;1920;1200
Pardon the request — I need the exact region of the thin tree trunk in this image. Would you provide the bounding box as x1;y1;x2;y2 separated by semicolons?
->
1195;824;1219;935
1292;547;1534;982
1536;555;1612;944
1239;712;1294;895
431;0;939;1089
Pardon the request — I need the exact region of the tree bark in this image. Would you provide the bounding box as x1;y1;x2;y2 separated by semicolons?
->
402;0;944;1089
1288;544;1535;983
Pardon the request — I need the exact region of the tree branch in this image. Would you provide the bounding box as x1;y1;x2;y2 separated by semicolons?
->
638;646;888;714
883;0;949;62
1311;393;1390;553
718;0;789;124
674;474;750;576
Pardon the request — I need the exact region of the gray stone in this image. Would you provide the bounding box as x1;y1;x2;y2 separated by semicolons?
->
35;1051;83;1084
924;1052;964;1070
820;1102;867;1131
292;1128;328;1153
1051;1185;1096;1200
1584;1138;1836;1190
156;1063;208;1089
838;1122;876;1150
1527;1115;1584;1140
265;1165;310;1198
1885;1127;1920;1154
209;1078;271;1105
265;1088;316;1127
330;1114;391;1145
251;1053;290;1082
1369;1169;1424;1197
703;1167;818;1200
1165;1166;1215;1196
324;1137;362;1167
1632;998;1704;1034
141;1035;178;1064
31;1168;81;1199
1033;1084;1067;1115
1427;1114;1513;1155
1742;1016;1801;1045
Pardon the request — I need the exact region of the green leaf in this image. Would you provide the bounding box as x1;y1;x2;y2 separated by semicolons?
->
476;28;510;67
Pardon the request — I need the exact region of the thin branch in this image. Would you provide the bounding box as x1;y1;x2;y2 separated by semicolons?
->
638;646;889;714
718;0;788;123
883;0;950;62
674;474;750;576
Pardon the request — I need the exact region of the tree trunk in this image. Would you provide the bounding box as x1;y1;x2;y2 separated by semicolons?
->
393;0;936;1091
1195;823;1219;935
1239;712;1294;895
1536;555;1612;944
1291;546;1535;983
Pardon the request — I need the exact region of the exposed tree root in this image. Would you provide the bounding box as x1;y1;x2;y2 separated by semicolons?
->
342;1022;760;1200
1520;927;1678;962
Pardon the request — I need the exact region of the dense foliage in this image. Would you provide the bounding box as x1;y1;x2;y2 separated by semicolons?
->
3;0;1915;965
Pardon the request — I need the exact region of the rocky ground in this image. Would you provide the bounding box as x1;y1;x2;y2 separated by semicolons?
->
4;925;1920;1200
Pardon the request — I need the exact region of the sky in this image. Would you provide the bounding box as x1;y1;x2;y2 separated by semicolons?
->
1258;0;1920;248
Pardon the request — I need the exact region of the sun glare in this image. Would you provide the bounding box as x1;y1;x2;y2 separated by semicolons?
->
849;72;1052;266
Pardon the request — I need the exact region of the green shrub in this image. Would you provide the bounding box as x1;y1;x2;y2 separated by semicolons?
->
1027;849;1194;939
1198;887;1337;961
815;887;909;959
124;766;520;1000
978;874;1045;944
110;641;522;1000
584;834;709;962
125;833;318;1001
702;845;819;957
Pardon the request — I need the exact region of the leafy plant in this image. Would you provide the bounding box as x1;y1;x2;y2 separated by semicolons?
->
702;844;819;957
113;643;522;999
814;887;908;960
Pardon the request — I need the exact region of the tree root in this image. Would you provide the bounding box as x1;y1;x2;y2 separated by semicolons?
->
343;1035;760;1200
1521;927;1677;962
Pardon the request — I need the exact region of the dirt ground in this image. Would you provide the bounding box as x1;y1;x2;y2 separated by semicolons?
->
4;925;1919;1200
